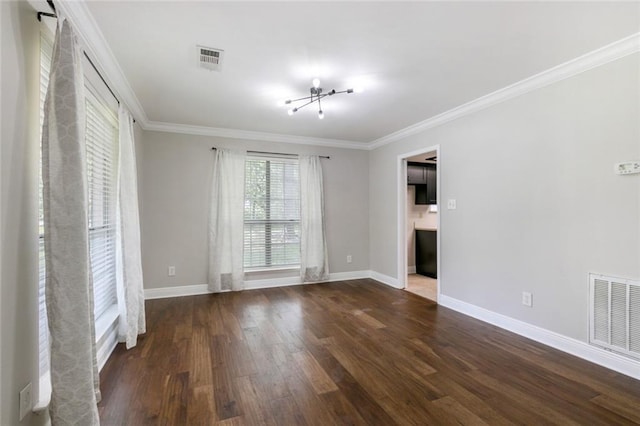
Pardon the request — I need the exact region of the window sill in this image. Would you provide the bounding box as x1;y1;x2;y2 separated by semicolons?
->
95;304;119;341
33;373;51;413
34;305;119;412
245;266;300;274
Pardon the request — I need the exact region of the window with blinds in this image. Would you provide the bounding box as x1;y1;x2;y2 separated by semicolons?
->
38;32;119;381
244;158;301;269
85;88;119;319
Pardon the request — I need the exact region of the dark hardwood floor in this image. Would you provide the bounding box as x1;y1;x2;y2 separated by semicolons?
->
98;279;640;425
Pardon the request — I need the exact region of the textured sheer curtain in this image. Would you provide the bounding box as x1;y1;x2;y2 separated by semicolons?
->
299;155;329;282
208;149;246;292
115;105;146;349
42;18;100;424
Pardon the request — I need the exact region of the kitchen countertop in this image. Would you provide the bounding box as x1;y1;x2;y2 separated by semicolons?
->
415;227;437;231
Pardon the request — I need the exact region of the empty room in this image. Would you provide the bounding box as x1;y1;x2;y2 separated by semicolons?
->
2;0;640;424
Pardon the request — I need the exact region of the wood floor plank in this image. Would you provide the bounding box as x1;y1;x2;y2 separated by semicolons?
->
432;395;489;426
350;309;387;329
292;350;339;394
233;375;272;425
267;396;307;426
426;373;513;426
98;279;640;425
157;372;189;425
466;369;583;425
187;385;216;424
190;326;213;387
313;350;398;426
591;394;640;424
212;365;242;421
284;368;342;426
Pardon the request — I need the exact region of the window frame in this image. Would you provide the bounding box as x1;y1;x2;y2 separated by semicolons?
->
243;155;301;272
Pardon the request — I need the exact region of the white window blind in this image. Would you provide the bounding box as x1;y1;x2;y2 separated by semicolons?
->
85;87;119;320
38;33;119;382
244;158;301;269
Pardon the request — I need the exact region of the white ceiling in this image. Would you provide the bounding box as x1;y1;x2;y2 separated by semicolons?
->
84;1;639;145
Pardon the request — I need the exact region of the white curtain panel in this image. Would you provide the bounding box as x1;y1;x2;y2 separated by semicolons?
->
115;105;146;349
299;155;329;282
208;149;246;292
42;18;101;425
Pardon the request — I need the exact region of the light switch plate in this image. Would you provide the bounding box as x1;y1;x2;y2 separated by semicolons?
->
615;161;640;175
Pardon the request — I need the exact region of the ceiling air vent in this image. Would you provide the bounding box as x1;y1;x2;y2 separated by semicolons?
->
197;46;224;71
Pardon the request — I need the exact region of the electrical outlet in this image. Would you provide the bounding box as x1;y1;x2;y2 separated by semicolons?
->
19;382;32;420
447;199;456;210
346;255;352;264
522;291;533;307
168;266;176;276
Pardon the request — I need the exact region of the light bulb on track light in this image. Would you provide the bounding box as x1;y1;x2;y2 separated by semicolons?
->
318;110;324;119
312;78;321;88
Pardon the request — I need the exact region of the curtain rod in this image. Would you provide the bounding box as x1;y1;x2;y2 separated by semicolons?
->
36;1;136;123
82;51;122;108
211;147;329;159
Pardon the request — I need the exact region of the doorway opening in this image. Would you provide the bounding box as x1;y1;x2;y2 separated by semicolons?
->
397;145;440;303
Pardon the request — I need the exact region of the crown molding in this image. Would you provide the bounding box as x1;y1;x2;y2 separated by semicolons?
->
55;0;149;125
55;2;638;152
369;32;640;150
143;120;370;150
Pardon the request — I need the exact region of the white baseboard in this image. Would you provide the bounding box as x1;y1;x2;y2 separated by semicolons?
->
439;295;640;380
144;270;372;300
369;270;402;289
144;284;210;300
245;276;302;290
407;266;416;274
327;270;371;282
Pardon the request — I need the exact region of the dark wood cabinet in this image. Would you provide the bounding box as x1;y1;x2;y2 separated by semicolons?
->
414;164;437;205
416;229;437;278
407;163;427;185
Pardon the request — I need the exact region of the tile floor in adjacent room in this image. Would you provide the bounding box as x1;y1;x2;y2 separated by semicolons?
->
405;273;437;301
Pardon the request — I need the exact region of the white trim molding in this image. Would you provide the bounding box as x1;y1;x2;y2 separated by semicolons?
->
144;121;369;150
144;270;372;300
96;319;119;372
439;295;640;380
144;284;210;300
55;1;149;126
396;144;441;294
369;32;640;149
53;4;639;152
95;305;120;371
369;270;402;289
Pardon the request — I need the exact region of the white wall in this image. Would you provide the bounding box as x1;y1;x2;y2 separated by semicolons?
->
369;53;640;342
139;131;369;289
1;1;49;424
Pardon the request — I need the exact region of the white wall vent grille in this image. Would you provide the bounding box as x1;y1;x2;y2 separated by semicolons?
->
197;46;224;71
589;273;640;360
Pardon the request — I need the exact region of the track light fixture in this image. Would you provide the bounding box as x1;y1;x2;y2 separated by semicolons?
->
282;78;359;119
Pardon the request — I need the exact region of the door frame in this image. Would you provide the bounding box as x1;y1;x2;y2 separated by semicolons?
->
396;144;441;300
